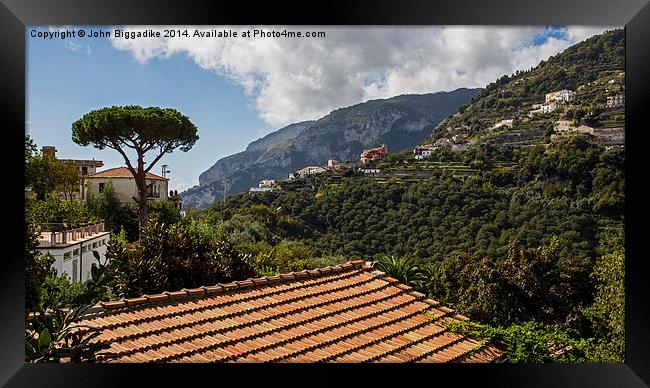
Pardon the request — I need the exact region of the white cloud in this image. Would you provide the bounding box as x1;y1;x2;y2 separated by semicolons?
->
109;25;617;128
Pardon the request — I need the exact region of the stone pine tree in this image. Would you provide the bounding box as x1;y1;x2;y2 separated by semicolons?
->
72;106;198;238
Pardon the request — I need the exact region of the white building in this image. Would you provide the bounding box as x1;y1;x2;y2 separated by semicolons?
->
36;222;110;283
413;144;437;160
606;95;625;108
294;166;326;179
85;167;169;207
359;168;381;177
541;102;557;113
545;90;575;103
259;179;275;188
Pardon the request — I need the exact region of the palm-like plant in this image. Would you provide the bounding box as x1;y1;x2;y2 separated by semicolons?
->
376;256;427;291
25;305;110;363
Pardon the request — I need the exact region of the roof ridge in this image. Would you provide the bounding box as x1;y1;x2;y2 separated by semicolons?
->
90;166;167;180
89;260;368;315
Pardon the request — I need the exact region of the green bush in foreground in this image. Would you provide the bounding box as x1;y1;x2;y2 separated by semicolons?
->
447;320;591;363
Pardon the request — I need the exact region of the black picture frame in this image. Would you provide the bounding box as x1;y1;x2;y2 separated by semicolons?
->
1;0;648;386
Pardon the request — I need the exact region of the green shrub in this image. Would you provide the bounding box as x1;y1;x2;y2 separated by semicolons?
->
447;320;591;363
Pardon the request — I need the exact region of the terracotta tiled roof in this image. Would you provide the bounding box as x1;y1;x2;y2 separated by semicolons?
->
89;167;167;181
75;260;504;363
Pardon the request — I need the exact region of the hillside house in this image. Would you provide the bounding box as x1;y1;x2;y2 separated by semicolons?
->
359;168;381;177
413;144;437;160
85;167;169;207
294;166;326;179
530;102;557;116
36;221;110;283
545;89;575;103
259;179;275;188
434;138;452;147
360;145;388;164
606;95;625;108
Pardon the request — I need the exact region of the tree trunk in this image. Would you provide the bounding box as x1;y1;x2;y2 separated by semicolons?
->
136;155;148;240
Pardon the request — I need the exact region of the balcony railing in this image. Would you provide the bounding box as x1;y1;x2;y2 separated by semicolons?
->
38;221;106;245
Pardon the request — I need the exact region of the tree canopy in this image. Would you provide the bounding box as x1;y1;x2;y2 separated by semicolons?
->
71;106;198;237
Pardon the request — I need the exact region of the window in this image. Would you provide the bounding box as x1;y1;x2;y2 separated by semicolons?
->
64;252;71;260
92;242;98;248
82;166;88;174
73;248;79;256
81;246;87;253
98;182;105;193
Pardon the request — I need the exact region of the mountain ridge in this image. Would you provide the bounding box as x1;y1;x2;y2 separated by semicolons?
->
183;88;480;208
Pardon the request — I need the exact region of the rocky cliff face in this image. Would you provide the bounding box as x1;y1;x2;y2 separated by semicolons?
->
182;88;480;208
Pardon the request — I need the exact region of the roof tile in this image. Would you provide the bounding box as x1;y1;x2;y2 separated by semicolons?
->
76;261;502;363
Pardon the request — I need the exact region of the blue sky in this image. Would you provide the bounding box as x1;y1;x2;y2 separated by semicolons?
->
27;25;612;191
28;28;269;191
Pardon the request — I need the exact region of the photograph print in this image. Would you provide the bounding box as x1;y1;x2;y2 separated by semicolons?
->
24;25;625;364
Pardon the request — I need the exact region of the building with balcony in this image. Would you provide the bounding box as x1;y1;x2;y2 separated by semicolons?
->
84;167;169;206
36;222;110;283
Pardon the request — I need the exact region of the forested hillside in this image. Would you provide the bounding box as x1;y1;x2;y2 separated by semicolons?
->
424;28;625;144
197;136;624;361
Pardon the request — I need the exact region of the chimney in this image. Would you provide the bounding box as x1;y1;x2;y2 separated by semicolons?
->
41;146;57;159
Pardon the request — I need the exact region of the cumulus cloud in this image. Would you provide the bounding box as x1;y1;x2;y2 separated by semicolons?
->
109;25;617;127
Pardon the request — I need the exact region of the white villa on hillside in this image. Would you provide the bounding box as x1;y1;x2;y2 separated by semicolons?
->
85;167;169;206
259;179;275;188
413;144;437;160
545;89;575;103
293;166;326;179
529;102;558;117
36;222;110;283
606;95;625;108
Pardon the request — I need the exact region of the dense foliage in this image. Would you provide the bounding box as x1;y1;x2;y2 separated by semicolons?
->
201;137;624;361
447;320;591;363
25;215;55;311
105;220;256;297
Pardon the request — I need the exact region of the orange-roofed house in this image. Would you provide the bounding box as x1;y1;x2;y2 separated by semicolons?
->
73;260;504;363
84;167;169;206
360;145;388;164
